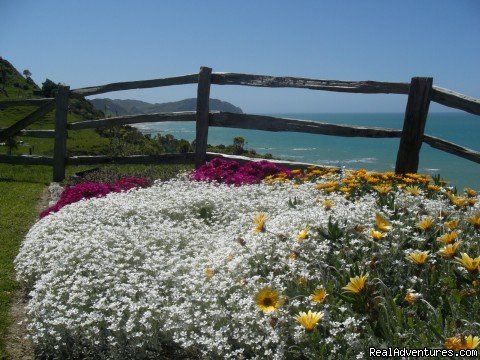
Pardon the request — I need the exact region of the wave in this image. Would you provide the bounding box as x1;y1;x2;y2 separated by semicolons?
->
292;148;317;151
313;157;377;165
343;157;377;164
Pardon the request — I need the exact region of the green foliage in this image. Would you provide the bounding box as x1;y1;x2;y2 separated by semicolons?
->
287;196;302;208
41;78;58;97
232;136;245;155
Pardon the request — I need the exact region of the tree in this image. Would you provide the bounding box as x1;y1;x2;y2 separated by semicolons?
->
23;69;32;78
41;78;58;97
232;136;245;155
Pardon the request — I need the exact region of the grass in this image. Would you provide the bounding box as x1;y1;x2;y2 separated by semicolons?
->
0;180;43;357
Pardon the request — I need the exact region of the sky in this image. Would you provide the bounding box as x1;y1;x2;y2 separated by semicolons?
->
1;0;479;113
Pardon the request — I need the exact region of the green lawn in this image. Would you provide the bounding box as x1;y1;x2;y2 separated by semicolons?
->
0;164;51;358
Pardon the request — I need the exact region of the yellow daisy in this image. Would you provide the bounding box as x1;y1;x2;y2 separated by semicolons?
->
455;253;480;272
253;213;267;233
255;287;283;313
467;213;480;229
447;193;469;208
464;188;478;197
297;226;310;242
310;287;328;303
438;242;462;258
462;335;480;349
445;335;480;350
370;230;386;241
373;184;392;194
205;268;215;279
342;273;368;294
404;290;421;305
322;199;334;210
406;250;429;265
445;336;462;350
295;310;324;331
375;213;391;232
427;184;440;191
444;219;460;230
405;186;420;196
437;231;459;244
417;217;434;231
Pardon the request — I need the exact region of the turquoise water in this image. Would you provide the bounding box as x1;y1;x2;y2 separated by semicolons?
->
134;113;480;190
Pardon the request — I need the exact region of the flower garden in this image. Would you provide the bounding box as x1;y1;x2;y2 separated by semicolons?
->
14;159;480;359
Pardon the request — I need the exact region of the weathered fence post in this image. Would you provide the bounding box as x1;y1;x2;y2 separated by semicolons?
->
395;77;433;174
53;85;70;182
195;66;212;168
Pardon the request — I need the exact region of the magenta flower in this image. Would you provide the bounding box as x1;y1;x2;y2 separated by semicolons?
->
190;158;291;186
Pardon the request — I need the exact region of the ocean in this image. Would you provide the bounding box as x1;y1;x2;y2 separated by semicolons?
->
134;113;480;191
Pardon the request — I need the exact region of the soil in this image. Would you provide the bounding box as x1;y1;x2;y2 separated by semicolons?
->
4;186;50;359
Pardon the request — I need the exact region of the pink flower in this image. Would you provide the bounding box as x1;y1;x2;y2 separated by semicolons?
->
190;158;291;186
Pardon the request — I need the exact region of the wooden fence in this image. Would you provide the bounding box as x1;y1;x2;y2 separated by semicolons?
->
1;66;479;182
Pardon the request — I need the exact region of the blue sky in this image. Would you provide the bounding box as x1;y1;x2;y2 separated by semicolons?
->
1;0;479;113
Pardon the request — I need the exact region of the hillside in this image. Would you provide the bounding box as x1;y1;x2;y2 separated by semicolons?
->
90;98;243;116
0;57;39;99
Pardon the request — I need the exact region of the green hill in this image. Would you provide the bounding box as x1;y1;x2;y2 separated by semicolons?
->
90;97;243;117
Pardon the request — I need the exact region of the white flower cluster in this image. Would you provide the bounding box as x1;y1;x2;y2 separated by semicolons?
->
14;174;479;359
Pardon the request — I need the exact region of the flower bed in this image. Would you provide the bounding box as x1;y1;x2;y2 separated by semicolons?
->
15;162;480;359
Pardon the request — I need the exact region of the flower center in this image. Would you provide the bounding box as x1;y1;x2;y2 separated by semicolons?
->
263;298;273;307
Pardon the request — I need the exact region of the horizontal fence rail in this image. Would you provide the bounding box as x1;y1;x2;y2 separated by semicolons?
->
0;66;479;182
210;112;403;138
0;98;54;109
0;129;55;138
67;153;194;165
211;73;411;94
0;99;55;142
67;111;196;130
431;87;480;116
71;74;198;97
0;154;53;165
423;135;480;164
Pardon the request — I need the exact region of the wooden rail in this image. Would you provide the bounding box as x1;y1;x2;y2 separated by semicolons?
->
0;154;53;165
423;135;480;164
71;74;198;97
431;87;480;116
0;129;55;138
0;99;55;142
67;111;196;130
210;112;402;138
0;66;479;181
211;73;411;94
67;153;194;165
0;98;54;109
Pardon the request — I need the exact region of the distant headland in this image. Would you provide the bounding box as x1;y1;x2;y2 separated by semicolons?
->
90;98;243;117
